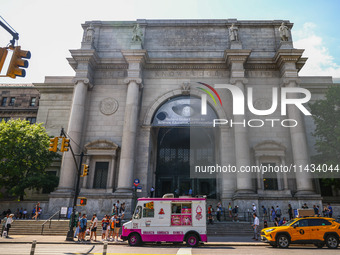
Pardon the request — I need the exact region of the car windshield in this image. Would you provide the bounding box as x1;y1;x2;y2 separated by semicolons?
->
282;220;296;226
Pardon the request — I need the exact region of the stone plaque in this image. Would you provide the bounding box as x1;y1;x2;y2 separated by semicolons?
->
100;98;119;115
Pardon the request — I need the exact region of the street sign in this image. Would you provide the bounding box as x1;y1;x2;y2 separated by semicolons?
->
134;178;140;186
137;186;142;192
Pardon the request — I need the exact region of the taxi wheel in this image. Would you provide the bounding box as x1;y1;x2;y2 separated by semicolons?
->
128;233;142;246
186;233;199;247
325;235;339;249
277;234;290;248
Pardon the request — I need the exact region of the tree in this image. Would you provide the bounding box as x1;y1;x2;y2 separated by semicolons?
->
309;85;340;193
0;119;59;200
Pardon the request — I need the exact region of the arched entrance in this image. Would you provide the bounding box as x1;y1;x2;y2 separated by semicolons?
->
151;96;218;198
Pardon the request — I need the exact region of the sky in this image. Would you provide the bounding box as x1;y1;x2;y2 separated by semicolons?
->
1;0;340;84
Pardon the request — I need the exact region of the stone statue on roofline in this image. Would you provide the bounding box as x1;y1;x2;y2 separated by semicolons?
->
229;23;239;41
132;24;143;42
279;22;289;41
85;23;95;43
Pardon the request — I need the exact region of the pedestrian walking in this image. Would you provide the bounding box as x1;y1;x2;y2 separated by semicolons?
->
252;213;260;241
188;187;193;197
228;203;232;218
79;214;87;241
232;206;239;222
1;214;8;237
270;206;276;222
252;203;257;213
119;203;126;219
261;205;267;221
275;206;281;220
32;202;41;220
90;214;98;241
114;214;122;242
288;204;293;220
328;203;333;218
5;214;14;238
150;186;155;198
101;215;109;241
216;205;221;222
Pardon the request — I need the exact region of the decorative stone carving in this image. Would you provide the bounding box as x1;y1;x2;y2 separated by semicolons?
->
132;24;143;42
100;98;119;115
85;23;95;43
181;82;191;95
278;22;289;41
229;23;239;41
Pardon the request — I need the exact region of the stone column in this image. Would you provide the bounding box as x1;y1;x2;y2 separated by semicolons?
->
281;157;289;190
220;126;236;200
224;50;253;194
115;50;148;193
275;49;314;195
284;79;314;194
107;151;117;191
57;78;90;193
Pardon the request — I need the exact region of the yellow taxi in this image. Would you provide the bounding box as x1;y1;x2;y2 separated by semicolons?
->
261;217;340;249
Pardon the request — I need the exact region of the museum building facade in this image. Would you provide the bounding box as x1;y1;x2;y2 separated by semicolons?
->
34;19;334;216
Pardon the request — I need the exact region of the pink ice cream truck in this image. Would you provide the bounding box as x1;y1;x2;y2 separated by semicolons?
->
121;196;207;247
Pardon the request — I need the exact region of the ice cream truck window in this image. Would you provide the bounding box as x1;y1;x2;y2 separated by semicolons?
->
133;205;142;219
143;202;154;218
171;202;192;226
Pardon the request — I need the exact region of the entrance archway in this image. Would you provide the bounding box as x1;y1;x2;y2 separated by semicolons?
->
151;96;218;198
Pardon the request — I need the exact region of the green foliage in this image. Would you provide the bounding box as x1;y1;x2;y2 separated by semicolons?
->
0;119;60;199
309;85;340;190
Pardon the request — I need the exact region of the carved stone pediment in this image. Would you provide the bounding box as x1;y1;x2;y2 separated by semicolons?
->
254;140;286;158
85;139;119;153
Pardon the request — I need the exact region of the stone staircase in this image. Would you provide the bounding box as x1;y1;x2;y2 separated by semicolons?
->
8;220;105;236
207;222;256;236
9;220;258;237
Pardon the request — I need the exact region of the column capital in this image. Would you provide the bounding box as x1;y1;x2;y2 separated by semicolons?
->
72;77;94;89
280;77;301;87
123;77;143;85
230;77;248;85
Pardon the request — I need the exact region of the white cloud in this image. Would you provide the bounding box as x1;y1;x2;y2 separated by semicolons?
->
293;22;340;77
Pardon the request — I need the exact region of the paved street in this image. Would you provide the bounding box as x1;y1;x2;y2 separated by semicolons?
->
0;242;339;255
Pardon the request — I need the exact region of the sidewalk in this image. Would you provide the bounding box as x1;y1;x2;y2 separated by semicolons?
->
0;235;267;246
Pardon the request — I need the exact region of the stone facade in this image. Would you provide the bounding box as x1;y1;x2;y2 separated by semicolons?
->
34;19;337;217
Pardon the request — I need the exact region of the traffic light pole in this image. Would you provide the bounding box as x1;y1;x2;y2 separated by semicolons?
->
65;151;84;241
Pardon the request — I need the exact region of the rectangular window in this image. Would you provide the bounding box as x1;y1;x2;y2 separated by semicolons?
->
171;202;192;226
30;97;36;106
93;162;109;189
9;97;15;106
26;117;36;124
262;163;278;190
0;117;10;122
1;97;7;106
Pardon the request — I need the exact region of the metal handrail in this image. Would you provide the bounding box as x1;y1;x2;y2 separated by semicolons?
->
41;210;60;235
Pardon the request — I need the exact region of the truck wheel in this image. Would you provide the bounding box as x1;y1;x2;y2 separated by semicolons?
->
277;234;289;248
186;233;199;247
128;233;142;246
325;235;339;249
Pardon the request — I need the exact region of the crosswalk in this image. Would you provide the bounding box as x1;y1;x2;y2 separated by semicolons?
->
0;244;193;255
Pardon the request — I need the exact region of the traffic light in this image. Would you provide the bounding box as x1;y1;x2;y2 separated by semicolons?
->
0;47;8;73
82;164;89;176
49;137;58;152
60;137;70;152
6;46;31;78
78;197;87;206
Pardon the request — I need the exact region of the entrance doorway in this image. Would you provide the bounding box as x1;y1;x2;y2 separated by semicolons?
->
155;127;216;198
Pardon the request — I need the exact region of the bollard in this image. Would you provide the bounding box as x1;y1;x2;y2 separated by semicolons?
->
103;241;108;255
30;240;37;255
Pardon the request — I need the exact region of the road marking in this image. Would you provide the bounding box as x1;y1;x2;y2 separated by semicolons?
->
176;248;192;255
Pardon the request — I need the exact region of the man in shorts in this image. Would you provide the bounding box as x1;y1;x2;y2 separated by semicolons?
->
79;214;87;241
114;214;122;242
